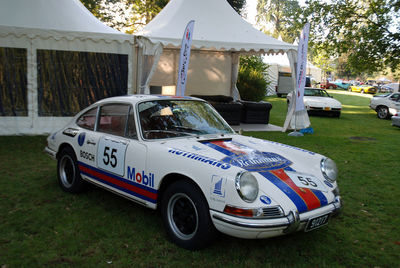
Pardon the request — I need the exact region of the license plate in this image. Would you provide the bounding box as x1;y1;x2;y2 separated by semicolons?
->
305;214;330;232
324;107;331;111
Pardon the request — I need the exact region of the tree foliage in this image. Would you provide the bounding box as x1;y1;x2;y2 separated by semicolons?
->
237;56;269;101
227;0;246;15
303;0;400;78
256;0;303;43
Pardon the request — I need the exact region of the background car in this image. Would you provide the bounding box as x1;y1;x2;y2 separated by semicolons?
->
45;95;341;249
392;115;400;127
381;83;399;93
370;92;400;119
348;84;377;94
287;88;342;117
333;79;350;90
320;80;338;89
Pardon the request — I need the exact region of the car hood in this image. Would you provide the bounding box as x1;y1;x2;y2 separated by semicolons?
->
304;97;342;108
147;134;336;213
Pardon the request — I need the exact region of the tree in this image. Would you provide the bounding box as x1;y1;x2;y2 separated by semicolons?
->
256;0;303;43
303;0;400;78
237;56;269;101
227;0;246;15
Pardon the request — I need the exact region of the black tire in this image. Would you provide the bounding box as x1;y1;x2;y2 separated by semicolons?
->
376;106;389;119
57;147;86;193
161;180;217;250
277;93;282;98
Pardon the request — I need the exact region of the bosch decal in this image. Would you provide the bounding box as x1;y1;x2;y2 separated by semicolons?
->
127;166;155;188
77;132;86;146
80;150;95;162
168;148;231;170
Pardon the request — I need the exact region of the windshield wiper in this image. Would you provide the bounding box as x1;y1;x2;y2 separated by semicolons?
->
170;125;207;134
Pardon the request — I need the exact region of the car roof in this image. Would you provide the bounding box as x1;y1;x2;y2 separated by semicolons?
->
94;95;200;105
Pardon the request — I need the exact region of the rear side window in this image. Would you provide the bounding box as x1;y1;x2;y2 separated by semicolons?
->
97;104;130;136
76;107;97;130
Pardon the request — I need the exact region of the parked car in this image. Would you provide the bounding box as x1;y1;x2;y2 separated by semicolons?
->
45;95;341;249
370;92;400;119
348;84;377;94
379;84;394;93
320;80;338;89
332;79;350;90
392;115;400;127
287;88;342;117
382;83;399;93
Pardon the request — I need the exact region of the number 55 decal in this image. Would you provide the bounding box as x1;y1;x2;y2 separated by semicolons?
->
285;171;327;192
97;137;127;176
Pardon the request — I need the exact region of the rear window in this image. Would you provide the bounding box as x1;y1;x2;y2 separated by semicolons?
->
76;107;97;130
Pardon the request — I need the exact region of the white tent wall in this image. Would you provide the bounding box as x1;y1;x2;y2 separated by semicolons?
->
149;49;232;96
0;0;136;135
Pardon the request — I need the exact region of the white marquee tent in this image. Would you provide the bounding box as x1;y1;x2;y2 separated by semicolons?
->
0;0;136;135
135;0;298;99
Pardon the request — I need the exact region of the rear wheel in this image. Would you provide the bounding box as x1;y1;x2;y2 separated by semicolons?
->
57;147;86;193
376;106;389;119
161;180;217;250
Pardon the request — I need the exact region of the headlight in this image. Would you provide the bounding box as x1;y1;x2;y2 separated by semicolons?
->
321;157;338;182
235;171;259;203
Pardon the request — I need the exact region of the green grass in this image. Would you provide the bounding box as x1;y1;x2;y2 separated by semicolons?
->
1;91;399;267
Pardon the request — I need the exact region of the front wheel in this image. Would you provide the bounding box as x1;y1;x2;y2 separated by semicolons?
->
161;180;217;250
376;106;389;119
57;147;86;193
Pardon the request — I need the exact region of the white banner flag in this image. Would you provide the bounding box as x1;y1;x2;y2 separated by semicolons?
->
177;20;195;96
295;23;310;112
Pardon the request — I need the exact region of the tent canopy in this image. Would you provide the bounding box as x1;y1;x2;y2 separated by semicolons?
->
0;0;120;34
137;0;296;54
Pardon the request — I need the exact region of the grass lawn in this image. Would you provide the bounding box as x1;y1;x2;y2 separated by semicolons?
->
1;91;399;267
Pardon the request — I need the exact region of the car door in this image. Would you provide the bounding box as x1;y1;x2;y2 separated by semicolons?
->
94;103;152;204
388;93;400;111
95;103;131;178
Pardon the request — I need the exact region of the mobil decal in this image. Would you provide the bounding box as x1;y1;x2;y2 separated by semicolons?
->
127;166;155;188
201;140;327;213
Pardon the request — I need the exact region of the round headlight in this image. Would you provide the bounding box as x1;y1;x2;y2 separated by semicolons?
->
235;171;259;203
321;157;338;182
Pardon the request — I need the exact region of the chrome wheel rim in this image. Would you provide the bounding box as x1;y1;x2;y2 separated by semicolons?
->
378;107;387;118
167;193;198;240
59;155;76;188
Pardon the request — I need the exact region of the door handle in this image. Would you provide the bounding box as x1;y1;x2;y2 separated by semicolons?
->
87;139;96;145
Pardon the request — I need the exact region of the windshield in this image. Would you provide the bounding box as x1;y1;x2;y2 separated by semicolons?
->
138;99;234;140
304;88;330;97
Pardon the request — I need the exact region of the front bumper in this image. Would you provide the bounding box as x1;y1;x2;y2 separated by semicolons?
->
44;146;57;159
211;196;341;239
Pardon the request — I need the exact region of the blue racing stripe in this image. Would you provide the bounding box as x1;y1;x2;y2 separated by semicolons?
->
259;171;308;213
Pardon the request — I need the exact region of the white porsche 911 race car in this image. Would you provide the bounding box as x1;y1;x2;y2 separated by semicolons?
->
45;95;341;250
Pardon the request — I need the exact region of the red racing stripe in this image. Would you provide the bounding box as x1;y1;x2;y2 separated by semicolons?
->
270;169;321;210
79;165;157;200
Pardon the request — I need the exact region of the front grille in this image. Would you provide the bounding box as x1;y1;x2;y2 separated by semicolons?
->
262;206;284;218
